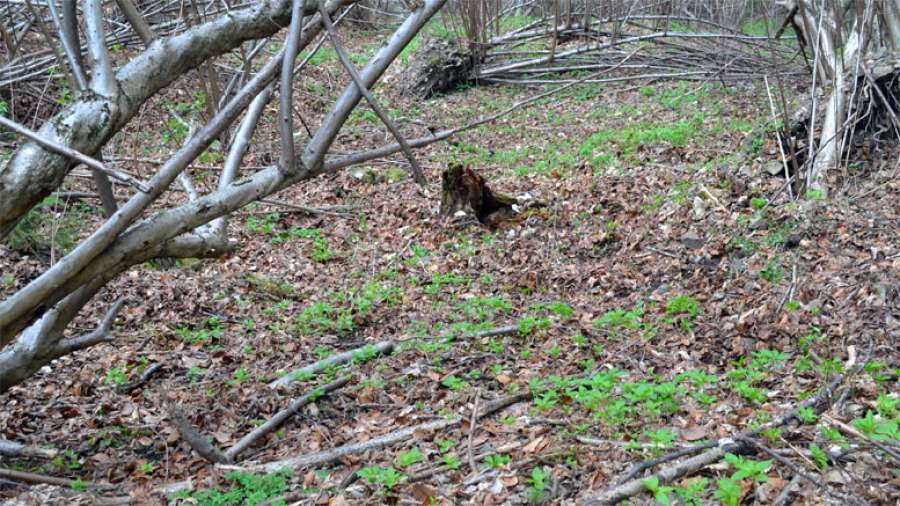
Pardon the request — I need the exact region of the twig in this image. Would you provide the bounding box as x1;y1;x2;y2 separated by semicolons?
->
225;375;350;461
821;414;900;463
0;467;87;488
239;393;529;473
0;115;150;192
735;436;871;506
467;388;481;473
269;341;394;389
118;362;165;392
0;439;58;459
773;473;804;506
317;1;427;187
170;406;231;464
256;198;354;217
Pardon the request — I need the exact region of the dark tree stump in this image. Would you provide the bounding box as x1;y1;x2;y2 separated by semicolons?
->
400;39;476;99
439;162;518;227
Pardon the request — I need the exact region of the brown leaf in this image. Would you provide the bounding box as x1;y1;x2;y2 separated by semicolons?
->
411;483;439;505
680;426;707;441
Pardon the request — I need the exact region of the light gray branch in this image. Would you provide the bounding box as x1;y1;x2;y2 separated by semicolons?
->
0;114;149;191
317;1;427;186
115;0;157;46
84;0;117;96
46;0;87;91
279;0;306;174
0;0;337;241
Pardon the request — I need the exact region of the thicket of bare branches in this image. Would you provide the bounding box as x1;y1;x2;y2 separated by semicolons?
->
0;0;448;392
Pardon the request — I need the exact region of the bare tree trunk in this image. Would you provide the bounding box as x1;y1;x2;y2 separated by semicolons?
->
0;0;450;392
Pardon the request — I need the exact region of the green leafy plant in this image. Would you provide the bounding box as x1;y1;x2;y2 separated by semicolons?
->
442;455;461;469
395;447;425;468
484;454;510;469
641;475;674;505
809;443;830;469
525;467;549;503
714;477;742;506
674;477;708;505
724;453;772;482
441;375;468;390
357;466;405;492
105;366;129;386
171;469;292;505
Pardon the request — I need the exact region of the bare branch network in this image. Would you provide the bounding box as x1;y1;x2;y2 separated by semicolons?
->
0;0;450;392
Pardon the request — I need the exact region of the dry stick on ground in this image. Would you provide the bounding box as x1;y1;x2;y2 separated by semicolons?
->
773;473;805;506
0;115;150;193
466;388;482;473
821;414;900;463
225;375;351;461
590;348;864;505
0;467;89;488
735;436;871;506
269;340;394;389
317;1;427;187
241;393;530;473
0;439;57;459
118;362;165;393
170;406;232;464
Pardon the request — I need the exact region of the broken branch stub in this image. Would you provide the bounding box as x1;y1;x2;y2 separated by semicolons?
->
439;162;517;227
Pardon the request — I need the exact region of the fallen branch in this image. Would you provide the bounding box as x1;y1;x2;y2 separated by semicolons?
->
170;406;231;464
240;393;529;473
587;346;865;505
0;466;89;488
225;375;350;461
466;389;481;473
584;439;747;505
821;414;900;463
0;439;58;459
269;340;394;389
735;436;871;506
118;362;165;393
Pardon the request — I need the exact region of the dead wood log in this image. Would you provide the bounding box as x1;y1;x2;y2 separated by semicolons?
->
439;162;518;226
225;375;351;461
170;406;232;464
0;439;57;459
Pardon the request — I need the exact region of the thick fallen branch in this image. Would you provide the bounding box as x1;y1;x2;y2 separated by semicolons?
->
0;467;90;488
0;115;150;193
269;340;394;389
225;375;351;461
170;406;231;464
584;440;747;505
0;439;58;459
241;392;529;473
586;346;864;505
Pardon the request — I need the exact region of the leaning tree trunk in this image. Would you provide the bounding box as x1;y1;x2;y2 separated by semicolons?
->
0;0;449;392
784;0;900;195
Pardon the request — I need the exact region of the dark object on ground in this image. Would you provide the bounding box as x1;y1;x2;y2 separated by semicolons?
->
401;39;475;99
440;162;517;227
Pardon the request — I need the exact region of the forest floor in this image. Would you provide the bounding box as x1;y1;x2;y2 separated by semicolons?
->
1;23;899;506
